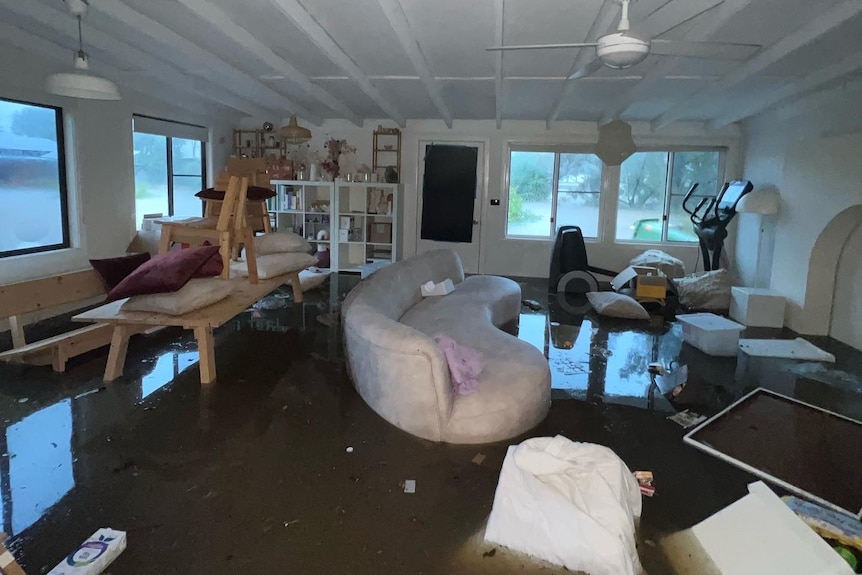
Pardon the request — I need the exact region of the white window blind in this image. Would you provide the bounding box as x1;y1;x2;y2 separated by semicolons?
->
132;114;208;142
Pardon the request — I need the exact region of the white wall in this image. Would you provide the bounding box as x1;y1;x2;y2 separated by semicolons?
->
831;222;862;349
738;113;862;336
242;117;743;277
0;46;238;286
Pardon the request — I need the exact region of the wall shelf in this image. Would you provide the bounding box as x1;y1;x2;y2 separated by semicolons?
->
270;180;402;273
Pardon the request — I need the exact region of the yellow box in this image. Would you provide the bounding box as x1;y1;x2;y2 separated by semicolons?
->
635;271;667;300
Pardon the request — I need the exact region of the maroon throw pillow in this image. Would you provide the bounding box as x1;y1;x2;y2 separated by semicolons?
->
90;252;151;292
195;186;275;201
195;244;224;278
106;245;221;302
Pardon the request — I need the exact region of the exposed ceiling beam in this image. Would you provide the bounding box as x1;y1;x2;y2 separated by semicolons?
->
267;0;406;127
0;0;277;119
709;52;862;129
376;0;452;128
494;0;504;129
89;0;321;124
651;0;862;130
0;20;212;117
601;0;753;125
766;77;862;124
546;0;618;128
174;0;362;126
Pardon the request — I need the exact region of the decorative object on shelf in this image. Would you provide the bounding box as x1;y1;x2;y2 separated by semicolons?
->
376;190;388;216
315;229;331;268
281;116;312;145
322;138;357;181
384;166;399;183
387;193;394;216
262;121;274;132
309;163;320;181
45;0;121;101
373;127;401;183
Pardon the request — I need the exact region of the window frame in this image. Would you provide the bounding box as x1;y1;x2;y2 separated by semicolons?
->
0;97;70;259
505;144;602;241
504;143;727;246
132;130;207;226
615;147;726;245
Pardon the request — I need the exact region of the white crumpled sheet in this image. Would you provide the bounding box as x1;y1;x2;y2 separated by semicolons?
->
484;436;643;575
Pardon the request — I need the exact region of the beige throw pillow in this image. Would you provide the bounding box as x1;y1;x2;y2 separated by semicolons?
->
586;291;649;320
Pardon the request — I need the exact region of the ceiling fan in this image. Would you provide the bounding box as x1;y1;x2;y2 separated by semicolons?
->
487;0;760;79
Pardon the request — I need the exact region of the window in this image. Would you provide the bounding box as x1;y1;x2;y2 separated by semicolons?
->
507;150;602;238
0;98;69;258
132;115;206;229
505;146;724;244
617;150;722;243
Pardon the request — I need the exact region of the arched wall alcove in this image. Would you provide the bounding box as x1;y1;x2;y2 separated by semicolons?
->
798;205;862;336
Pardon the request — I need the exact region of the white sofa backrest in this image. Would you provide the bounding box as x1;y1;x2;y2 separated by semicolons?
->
344;249;465;321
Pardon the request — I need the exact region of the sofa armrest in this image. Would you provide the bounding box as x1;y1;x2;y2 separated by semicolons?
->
343;308;454;440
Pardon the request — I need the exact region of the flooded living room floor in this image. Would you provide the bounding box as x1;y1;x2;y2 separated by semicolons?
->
1;274;860;574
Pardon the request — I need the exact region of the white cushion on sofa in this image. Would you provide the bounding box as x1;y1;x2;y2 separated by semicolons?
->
121;278;233;315
587;291;649;319
254;231;311;255
231;252;317;279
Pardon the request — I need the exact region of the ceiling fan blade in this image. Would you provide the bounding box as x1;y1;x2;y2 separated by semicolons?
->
650;39;761;60
486;43;598;52
567;56;604;80
637;0;722;39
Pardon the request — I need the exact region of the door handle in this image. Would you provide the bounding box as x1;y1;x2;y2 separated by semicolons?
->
473;219;479;225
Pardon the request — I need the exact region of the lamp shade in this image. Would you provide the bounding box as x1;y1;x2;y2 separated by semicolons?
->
280;116;312;144
596;119;636;166
45;54;120;101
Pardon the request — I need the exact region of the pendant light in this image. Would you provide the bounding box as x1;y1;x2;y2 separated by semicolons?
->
280;116;312;145
45;0;121;101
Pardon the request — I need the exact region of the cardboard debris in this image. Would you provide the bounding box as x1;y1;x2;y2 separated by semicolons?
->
403;480;416;494
635;471;656;497
667;410;707;429
472;453;487;466
47;528;126;575
0;534;28;575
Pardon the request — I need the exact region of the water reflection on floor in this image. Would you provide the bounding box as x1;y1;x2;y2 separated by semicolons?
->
2;273;862;574
515;279;862;421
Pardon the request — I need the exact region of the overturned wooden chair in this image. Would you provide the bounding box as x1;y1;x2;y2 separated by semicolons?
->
158;175;259;283
204;171;272;234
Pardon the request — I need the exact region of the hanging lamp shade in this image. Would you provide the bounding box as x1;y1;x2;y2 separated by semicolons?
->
280;116;312;144
45;52;121;101
45;9;121;101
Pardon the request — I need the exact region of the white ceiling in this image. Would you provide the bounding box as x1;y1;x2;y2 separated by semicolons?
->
2;0;861;129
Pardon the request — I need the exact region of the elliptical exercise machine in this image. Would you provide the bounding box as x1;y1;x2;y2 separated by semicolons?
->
682;179;754;271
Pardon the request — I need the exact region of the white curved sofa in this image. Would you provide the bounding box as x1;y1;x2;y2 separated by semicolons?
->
342;249;551;444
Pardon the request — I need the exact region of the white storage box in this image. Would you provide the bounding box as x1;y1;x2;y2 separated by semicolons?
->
730;287;786;328
677;313;745;356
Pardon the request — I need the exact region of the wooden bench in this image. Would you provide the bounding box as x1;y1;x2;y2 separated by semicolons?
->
0;270;149;372
73;270;305;385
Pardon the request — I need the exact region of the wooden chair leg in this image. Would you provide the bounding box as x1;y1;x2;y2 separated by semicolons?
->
289;271;303;303
218;234;231;279
244;229;259;284
158;226;173;254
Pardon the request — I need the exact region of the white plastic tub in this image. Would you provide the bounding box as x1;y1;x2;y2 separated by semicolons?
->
676;313;745;356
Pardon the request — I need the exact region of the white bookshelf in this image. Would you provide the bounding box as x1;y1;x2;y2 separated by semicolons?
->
335;182;400;273
269;180;401;273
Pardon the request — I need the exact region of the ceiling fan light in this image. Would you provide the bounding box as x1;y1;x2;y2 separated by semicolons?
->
597;33;650;69
280;116;312;145
45;53;121;100
45;73;122;100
